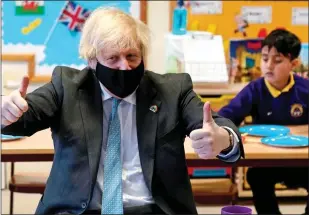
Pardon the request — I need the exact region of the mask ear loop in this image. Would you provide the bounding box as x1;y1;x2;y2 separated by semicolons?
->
87;57;98;71
90;58;100;80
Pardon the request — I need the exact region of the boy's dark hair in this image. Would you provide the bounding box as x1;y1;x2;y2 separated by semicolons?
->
262;29;301;60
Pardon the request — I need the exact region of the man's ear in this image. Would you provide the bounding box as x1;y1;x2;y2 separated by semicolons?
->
88;59;97;70
291;58;300;70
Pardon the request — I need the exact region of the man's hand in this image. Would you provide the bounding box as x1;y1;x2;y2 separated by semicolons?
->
1;76;29;127
189;102;230;159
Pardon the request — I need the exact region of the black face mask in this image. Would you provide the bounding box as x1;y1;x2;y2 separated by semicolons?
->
95;61;145;98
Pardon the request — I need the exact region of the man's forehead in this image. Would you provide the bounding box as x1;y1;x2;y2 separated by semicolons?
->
101;48;140;56
101;46;140;55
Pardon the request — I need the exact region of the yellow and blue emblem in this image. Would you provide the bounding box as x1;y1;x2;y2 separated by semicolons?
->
290;103;303;118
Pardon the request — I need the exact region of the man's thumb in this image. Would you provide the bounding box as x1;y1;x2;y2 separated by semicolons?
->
203;101;214;125
19;76;29;98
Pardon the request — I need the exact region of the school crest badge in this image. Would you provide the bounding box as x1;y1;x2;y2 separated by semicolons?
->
290;103;303;118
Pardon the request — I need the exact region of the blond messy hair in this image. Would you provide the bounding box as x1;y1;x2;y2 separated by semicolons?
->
79;7;150;61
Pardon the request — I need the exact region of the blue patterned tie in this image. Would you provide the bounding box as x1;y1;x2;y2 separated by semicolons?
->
102;98;123;214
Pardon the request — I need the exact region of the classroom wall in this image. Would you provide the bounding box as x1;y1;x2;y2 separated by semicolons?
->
146;1;170;74
170;1;308;43
1;1;169;91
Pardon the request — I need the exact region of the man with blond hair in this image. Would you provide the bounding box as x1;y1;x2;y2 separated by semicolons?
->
1;7;243;215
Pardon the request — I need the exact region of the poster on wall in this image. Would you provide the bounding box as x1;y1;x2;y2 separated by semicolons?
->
2;1;142;77
292;7;308;26
294;43;308;79
229;39;263;83
188;1;222;15
241;6;272;24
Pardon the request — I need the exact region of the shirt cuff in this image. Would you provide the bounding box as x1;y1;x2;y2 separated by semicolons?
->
217;126;241;162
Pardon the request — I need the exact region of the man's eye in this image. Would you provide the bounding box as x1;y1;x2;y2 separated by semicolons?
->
108;56;117;61
128;54;136;58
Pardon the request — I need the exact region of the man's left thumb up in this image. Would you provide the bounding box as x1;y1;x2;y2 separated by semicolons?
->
203;102;214;127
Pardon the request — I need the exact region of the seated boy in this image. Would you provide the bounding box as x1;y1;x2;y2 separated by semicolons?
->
219;29;308;214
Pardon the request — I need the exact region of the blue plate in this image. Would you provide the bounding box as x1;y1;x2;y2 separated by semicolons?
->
1;134;24;141
239;125;290;137
261;135;309;148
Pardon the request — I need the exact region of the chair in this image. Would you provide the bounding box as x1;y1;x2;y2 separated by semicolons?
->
8;162;47;215
190;168;238;205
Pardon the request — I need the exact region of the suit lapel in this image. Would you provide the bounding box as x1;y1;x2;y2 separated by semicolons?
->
136;73;161;192
78;70;103;187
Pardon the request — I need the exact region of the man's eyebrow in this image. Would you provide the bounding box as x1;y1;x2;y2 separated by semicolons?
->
102;52;118;57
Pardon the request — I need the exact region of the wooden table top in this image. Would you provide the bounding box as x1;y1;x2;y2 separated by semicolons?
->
2;125;308;160
193;83;248;95
1;129;54;155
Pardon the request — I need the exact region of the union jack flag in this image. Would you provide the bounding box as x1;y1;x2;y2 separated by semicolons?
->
58;1;91;32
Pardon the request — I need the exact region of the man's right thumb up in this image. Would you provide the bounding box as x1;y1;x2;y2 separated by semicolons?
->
1;76;29;126
19;76;30;98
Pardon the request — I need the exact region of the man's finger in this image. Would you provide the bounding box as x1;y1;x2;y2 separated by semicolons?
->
192;137;214;150
11;94;28;112
194;145;212;155
6;102;23;118
191;139;208;149
203;102;214;125
19;76;30;98
1;117;11;126
198;152;216;160
189;129;211;141
2;109;18;123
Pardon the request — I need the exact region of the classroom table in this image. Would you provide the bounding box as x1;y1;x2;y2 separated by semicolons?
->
1;129;54;162
1;125;308;168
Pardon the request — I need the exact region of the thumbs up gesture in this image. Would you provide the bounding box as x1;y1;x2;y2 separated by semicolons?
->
189;102;231;159
1;76;29;127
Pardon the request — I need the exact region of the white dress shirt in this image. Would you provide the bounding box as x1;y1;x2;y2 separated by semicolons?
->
89;84;154;210
89;84;241;210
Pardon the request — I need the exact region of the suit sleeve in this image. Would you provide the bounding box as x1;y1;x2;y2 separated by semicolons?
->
1;66;63;136
218;83;255;127
218;126;241;162
179;73;244;159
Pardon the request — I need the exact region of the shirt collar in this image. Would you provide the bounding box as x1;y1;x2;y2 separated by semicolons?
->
99;82;136;105
264;73;295;98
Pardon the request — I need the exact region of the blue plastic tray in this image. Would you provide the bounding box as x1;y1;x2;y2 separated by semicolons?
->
261;135;309;148
1;134;24;141
239;125;290;137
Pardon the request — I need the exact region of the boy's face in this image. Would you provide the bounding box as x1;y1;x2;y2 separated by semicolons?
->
261;46;298;86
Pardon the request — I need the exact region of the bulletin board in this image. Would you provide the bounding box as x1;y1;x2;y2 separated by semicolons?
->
169;1;308;48
2;1;147;82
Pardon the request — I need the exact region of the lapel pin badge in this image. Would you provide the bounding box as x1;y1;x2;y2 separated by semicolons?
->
149;105;158;113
